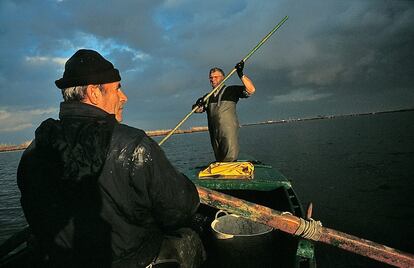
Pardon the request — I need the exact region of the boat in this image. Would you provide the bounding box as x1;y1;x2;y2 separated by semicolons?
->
187;158;414;268
183;156;316;268
0;156;315;268
2;155;414;267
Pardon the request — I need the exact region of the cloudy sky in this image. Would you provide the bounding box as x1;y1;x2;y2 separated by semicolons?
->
0;0;413;144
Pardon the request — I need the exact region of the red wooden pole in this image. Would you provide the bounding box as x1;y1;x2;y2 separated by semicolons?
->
197;186;414;268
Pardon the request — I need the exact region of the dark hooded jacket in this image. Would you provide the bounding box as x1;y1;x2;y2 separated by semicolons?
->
17;102;199;268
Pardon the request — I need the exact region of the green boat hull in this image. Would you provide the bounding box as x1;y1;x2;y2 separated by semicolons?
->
184;157;316;268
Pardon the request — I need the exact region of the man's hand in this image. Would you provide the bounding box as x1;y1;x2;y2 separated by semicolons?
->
195;97;205;107
235;60;244;78
192;97;206;112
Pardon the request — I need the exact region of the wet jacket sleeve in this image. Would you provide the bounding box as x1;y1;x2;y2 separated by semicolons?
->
129;136;200;232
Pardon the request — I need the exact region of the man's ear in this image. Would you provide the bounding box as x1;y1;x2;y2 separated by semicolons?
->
85;85;102;105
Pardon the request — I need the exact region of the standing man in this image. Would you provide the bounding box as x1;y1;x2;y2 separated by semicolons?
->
17;49;204;268
193;61;256;162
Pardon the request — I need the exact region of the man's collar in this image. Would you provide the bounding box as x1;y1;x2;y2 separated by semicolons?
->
213;84;226;97
59;101;111;120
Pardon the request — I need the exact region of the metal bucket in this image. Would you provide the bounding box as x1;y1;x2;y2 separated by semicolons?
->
209;211;276;267
211;211;273;239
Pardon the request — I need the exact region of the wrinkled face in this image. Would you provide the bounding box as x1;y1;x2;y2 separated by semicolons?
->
209;71;224;88
100;81;128;122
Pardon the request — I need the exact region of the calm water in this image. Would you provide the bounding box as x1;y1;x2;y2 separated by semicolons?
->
1;111;413;268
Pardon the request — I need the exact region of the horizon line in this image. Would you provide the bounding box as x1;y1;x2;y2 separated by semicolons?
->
1;107;413;152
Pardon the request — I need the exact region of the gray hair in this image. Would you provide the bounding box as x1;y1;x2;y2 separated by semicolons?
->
61;85;104;102
209;67;225;76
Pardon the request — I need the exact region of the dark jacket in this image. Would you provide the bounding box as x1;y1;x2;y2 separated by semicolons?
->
17;102;199;268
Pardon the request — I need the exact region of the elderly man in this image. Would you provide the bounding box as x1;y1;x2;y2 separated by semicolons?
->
17;49;204;268
193;61;256;162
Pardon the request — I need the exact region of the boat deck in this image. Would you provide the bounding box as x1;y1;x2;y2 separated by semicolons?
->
186;160;292;191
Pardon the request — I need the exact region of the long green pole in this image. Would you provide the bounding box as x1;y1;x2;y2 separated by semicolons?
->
158;16;289;146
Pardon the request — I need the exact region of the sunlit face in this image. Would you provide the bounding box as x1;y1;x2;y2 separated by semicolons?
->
209;71;224;88
100;81;128;122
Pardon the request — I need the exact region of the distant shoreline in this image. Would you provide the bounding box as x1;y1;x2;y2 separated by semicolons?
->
1;108;413;153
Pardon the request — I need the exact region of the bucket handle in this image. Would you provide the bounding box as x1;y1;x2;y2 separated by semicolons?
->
215;210;229;220
212;210;234;240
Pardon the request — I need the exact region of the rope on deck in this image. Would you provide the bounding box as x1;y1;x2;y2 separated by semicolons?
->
281;211;322;241
294;218;323;241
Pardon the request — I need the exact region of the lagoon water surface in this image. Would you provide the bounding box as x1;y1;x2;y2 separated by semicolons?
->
1;111;413;267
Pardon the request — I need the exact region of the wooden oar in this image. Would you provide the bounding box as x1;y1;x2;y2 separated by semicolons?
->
197;185;414;268
158;16;289;146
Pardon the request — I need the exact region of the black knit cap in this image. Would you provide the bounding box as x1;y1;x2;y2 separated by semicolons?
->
55;49;121;89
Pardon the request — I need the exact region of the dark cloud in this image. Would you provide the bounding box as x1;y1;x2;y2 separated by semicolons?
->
0;0;413;144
